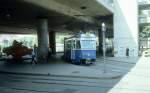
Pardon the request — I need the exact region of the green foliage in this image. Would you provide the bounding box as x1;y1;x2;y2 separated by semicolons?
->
56;33;70;44
140;26;150;38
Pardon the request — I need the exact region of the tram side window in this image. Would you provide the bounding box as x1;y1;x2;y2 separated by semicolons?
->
76;40;81;49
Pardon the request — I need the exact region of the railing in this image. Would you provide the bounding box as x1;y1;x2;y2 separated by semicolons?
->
139;10;150;16
138;0;150;5
139;16;150;23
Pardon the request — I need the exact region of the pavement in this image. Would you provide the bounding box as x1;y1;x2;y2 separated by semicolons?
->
102;57;140;64
1;56;150;93
0;55;140;79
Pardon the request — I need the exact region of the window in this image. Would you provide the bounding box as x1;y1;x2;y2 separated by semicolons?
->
81;40;96;49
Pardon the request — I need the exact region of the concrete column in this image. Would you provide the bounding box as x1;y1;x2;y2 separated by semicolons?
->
49;31;56;55
113;0;139;57
98;28;103;56
37;18;49;62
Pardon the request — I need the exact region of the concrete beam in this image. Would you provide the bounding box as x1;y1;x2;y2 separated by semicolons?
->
0;25;36;34
22;0;95;23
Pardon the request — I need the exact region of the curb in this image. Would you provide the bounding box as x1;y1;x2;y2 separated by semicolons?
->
99;58;137;64
0;70;122;80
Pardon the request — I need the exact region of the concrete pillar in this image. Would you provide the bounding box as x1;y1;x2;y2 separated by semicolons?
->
49;31;56;55
37;18;49;62
98;28;103;56
114;0;139;57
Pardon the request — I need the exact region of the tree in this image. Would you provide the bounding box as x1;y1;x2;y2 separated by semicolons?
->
140;26;150;38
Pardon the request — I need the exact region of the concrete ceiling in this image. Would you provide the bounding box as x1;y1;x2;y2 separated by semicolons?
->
0;0;113;34
0;0;74;28
54;0;112;16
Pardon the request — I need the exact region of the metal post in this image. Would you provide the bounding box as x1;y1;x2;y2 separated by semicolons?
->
102;22;106;73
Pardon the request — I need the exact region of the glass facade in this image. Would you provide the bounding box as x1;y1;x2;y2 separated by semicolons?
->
139;0;150;54
139;0;150;4
139;10;150;23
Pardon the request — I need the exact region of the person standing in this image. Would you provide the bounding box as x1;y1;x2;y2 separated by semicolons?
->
0;46;2;58
126;47;129;57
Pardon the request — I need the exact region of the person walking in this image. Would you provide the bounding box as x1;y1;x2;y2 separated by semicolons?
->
31;44;37;64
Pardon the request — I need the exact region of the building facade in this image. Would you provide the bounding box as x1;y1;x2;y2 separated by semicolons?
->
113;0;139;57
138;0;150;54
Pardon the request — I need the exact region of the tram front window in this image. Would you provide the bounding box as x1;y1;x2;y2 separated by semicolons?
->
81;40;96;49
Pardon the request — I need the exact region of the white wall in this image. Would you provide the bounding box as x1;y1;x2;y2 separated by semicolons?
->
114;0;139;57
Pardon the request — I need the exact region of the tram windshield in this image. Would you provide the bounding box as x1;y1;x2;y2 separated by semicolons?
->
80;40;96;49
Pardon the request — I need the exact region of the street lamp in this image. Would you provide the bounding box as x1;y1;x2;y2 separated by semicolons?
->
102;22;106;73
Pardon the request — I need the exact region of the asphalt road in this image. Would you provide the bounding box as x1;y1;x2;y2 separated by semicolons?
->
1;57;150;93
0;73;121;93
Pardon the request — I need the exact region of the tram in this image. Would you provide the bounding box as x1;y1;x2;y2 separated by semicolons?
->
64;32;96;64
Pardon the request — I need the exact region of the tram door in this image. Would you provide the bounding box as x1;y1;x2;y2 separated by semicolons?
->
71;40;75;60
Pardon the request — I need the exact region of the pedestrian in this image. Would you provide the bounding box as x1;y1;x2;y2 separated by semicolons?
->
126;47;129;57
0;46;2;58
31;44;37;64
46;47;51;62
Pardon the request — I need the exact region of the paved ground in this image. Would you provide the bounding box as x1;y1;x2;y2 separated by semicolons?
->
0;56;123;79
0;55;150;93
107;57;150;93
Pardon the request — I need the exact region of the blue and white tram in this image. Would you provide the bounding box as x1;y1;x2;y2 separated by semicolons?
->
64;33;96;64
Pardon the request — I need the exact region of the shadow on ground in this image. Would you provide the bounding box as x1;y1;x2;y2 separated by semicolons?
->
0;53;141;93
